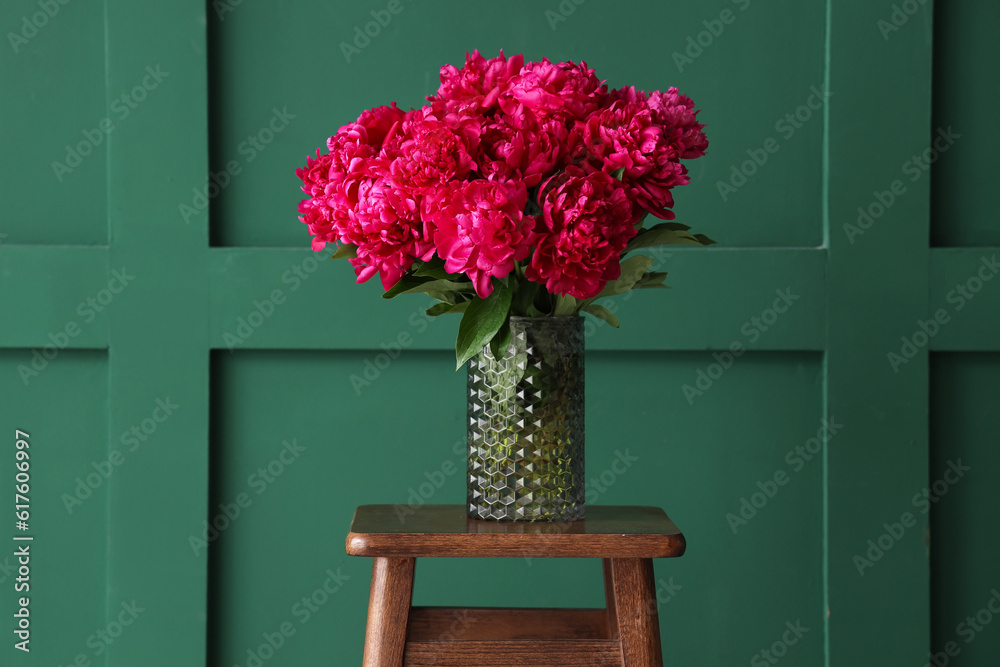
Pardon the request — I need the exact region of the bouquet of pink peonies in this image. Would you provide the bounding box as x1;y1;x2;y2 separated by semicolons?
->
296;50;713;367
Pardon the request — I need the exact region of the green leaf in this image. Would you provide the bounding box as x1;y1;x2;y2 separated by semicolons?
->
554;295;577;316
410;279;474;294
611;167;625;181
652;222;692;231
413;258;455;280
384;277;474;300
381;275;433;299
455;279;513;369
626;223;715;252
331;243;358;260
489;314;512;360
425;290;460;305
596;255;655;297
633;271;670;289
426;301;470;317
583;304;620;328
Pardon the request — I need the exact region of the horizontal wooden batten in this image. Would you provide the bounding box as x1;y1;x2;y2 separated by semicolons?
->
402;639;623;666
928;248;1000;350
0;245;111;349
208;246;827;351
406;607;611;642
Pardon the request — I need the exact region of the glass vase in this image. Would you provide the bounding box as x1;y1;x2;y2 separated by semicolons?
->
466;316;585;521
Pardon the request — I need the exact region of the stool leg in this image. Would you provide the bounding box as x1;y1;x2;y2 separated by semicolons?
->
609;558;663;667
362;557;415;667
603;558;620;640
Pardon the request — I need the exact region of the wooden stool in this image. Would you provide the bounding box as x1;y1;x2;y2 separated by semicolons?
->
345;504;686;666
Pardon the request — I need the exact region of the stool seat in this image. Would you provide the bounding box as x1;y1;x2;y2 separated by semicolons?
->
346;504;686;559
346;504;686;666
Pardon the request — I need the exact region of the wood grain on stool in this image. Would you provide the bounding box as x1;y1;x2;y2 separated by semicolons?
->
346;505;686;559
363;557;414;667
347;505;684;666
609;558;663;667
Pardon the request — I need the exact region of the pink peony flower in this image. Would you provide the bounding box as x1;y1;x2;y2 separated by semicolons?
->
478;108;567;187
297;195;336;252
526;168;636;299
296;55;710;304
321;103;406;185
297;148;334;198
500;58;607;124
608;85;648;106
579;86;708;219
581;100;661;177
382;106;480;193
298;104;408;252
337;175;434;290
580;100;686;219
424;179;535;298
327;103;406;155
646;87;708;159
429;49;525;112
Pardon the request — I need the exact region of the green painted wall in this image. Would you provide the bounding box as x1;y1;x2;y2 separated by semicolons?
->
1;0;997;665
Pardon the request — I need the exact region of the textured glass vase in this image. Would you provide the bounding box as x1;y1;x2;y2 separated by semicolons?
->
467;316;585;522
